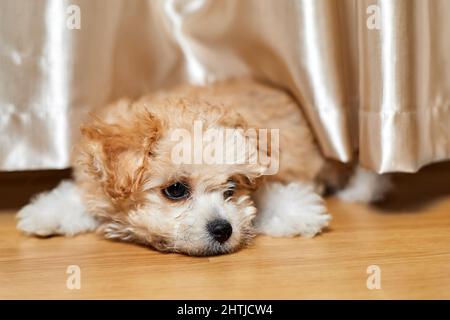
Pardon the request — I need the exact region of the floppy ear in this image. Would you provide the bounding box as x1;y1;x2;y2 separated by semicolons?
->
78;109;161;200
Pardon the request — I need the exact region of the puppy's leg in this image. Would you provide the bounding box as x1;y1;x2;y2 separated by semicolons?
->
17;180;98;236
253;182;331;237
337;166;392;203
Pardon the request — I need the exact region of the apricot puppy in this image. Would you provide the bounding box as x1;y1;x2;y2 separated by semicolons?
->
18;79;332;256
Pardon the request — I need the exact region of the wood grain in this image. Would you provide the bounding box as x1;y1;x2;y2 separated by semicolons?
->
1;162;450;299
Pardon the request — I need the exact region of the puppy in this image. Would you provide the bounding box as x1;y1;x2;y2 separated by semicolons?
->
17;78;387;255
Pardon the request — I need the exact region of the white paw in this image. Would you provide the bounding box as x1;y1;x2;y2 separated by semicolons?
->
253;182;331;237
17;180;98;237
337;166;392;203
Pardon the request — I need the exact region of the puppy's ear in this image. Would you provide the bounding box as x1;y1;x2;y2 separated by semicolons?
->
78;109;161;200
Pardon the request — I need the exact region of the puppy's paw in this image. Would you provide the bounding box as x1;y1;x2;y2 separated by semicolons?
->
17;180;98;237
337;166;392;203
253;182;331;237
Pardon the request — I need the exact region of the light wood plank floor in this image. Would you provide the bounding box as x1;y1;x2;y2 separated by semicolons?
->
1;163;450;299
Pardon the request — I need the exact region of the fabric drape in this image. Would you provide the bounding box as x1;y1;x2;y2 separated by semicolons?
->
1;0;449;173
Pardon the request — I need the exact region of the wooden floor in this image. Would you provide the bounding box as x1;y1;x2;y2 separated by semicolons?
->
1;163;450;299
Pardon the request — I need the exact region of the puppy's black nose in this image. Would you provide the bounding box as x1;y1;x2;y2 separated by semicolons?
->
207;219;232;243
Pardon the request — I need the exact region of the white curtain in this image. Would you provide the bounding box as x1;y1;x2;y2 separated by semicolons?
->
1;0;449;173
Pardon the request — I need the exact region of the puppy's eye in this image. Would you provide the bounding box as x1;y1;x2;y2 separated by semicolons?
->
224;189;234;199
162;182;190;200
224;180;236;199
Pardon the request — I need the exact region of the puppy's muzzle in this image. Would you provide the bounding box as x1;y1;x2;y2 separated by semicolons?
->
207;219;232;243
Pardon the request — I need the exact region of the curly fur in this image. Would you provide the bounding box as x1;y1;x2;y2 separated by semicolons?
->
17;78;375;256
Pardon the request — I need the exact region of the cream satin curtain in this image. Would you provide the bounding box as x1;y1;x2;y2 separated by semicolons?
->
1;0;449;173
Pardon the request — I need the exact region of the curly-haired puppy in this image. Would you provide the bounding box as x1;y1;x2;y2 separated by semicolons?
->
17;79;388;255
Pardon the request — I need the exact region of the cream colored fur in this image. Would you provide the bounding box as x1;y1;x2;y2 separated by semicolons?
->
16;78;386;255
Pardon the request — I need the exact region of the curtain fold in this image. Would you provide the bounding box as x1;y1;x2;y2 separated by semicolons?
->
1;0;449;173
358;0;450;172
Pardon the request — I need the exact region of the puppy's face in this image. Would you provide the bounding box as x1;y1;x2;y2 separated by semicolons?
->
125;166;258;256
78;101;265;255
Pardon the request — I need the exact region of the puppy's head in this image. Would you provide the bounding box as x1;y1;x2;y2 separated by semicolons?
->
76;98;266;256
